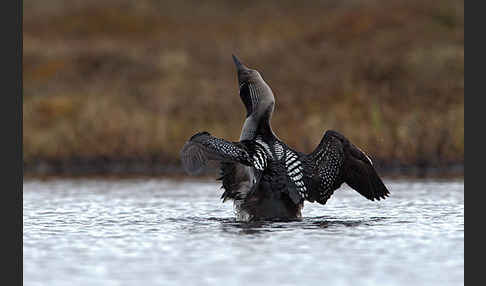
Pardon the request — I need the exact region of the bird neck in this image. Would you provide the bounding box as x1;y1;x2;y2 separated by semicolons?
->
239;104;276;141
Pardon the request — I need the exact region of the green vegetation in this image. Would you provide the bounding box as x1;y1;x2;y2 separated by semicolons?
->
24;0;464;176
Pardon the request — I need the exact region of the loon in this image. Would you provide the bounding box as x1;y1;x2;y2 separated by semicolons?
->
181;55;390;221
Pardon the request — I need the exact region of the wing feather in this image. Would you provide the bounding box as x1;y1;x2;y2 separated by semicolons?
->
180;132;252;175
305;130;390;204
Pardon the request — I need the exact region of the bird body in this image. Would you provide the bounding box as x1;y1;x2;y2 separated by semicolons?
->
181;55;389;221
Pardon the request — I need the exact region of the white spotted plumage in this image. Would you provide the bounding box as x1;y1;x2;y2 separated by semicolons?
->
288;160;301;171
256;138;274;160
274;142;284;160
251;145;267;171
291;173;303;181
282;149;308;199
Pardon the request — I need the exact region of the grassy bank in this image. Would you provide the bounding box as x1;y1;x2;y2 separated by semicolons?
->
23;0;464;177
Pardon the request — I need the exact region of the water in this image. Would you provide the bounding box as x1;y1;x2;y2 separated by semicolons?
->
23;178;464;286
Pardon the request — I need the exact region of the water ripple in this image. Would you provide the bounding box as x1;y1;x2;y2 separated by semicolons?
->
23;178;464;286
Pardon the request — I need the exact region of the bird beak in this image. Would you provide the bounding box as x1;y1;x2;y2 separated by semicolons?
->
232;54;249;71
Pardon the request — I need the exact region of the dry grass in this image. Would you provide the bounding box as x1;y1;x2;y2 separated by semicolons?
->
23;0;464;174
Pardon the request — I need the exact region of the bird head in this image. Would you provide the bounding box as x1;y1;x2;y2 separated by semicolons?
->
232;54;275;118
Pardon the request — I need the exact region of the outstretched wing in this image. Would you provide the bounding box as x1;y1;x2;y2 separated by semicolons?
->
180;132;252;175
305;130;390;204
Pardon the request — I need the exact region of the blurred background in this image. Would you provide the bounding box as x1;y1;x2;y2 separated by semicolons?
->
23;0;464;178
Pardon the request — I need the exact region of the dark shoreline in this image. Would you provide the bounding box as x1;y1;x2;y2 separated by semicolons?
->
23;158;464;180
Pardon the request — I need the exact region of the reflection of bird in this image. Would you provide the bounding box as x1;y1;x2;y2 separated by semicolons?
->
181;55;390;221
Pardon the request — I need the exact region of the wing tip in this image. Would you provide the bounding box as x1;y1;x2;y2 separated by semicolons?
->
180;141;209;175
369;186;391;201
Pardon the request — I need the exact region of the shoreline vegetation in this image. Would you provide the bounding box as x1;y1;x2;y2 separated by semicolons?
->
24;159;464;180
24;0;463;178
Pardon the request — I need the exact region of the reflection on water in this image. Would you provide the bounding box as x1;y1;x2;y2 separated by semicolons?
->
214;216;389;235
23;178;464;286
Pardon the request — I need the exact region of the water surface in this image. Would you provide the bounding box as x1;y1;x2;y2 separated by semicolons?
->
24;178;464;286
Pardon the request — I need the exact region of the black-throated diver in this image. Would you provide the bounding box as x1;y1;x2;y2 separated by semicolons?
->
181;55;390;221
